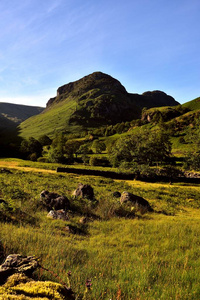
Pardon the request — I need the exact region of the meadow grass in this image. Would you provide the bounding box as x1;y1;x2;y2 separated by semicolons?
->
0;162;200;299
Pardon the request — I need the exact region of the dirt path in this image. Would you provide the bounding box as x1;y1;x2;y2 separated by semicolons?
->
0;161;56;174
0;160;199;190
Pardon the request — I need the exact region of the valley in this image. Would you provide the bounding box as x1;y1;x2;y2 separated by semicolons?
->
0;72;200;299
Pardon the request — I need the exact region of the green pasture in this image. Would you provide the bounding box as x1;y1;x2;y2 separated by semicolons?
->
0;161;200;299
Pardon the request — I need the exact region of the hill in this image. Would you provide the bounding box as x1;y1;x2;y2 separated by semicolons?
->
19;71;179;139
182;96;200;111
0;102;44;129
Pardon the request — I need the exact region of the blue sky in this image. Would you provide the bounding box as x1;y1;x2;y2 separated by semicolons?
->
0;0;199;106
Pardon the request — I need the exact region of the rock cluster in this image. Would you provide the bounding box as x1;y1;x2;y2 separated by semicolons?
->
40;190;70;211
0;254;39;285
0;254;75;299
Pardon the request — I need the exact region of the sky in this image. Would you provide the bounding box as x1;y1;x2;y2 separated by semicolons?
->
0;0;199;107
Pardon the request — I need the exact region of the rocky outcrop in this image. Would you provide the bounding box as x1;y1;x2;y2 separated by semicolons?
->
141;91;179;107
47;209;69;220
120;192;153;211
45;72;179;127
72;183;94;200
40;190;70;211
0;254;39;285
141;106;189;123
0;254;75;299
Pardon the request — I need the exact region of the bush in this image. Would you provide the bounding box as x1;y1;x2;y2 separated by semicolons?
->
184;152;200;171
29;153;38;161
89;156;110;167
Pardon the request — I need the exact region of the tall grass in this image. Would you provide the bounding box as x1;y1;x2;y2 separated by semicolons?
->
0;163;200;299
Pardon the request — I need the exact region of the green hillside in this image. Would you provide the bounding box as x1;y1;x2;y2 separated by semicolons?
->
18;72;179;139
19;98;81;139
182;97;200;110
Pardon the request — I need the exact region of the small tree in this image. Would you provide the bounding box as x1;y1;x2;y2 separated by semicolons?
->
20;137;42;160
64;140;82;159
47;147;65;163
92;140;106;154
109;128;172;167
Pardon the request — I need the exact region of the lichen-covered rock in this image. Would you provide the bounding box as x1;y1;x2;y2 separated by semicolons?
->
120;192;153;211
47;209;69;220
40;190;70;211
72;183;94;200
0;273;75;299
0;254;39;284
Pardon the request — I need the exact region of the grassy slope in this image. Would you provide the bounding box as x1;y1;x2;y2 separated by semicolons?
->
19;98;81;139
0;160;200;299
18;96;200;160
182;97;200;110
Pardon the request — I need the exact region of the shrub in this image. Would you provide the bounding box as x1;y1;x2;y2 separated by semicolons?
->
29;153;38;161
89;156;110;167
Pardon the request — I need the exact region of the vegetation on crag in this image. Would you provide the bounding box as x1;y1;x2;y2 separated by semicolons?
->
18;72;179;139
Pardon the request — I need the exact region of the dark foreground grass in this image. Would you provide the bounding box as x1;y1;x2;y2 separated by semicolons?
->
0;162;200;299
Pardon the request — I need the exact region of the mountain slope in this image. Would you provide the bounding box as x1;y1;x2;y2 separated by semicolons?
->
19;71;179;139
182;97;200;111
0;103;44;128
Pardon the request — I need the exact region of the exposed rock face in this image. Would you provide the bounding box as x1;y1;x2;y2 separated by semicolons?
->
47;209;69;220
141;106;189;123
40;190;70;211
0;254;39;284
120;192;153;211
45;72;179;127
72;183;94;200
141;90;179;107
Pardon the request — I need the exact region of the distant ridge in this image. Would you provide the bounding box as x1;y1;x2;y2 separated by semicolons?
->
0;102;44;128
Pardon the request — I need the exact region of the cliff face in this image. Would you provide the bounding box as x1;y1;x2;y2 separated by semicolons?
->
45;72;179;126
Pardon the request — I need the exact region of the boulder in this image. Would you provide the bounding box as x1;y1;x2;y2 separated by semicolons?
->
47;209;69;220
40;190;70;211
0;273;75;299
0;254;39;284
120;192;153;211
72;183;94;200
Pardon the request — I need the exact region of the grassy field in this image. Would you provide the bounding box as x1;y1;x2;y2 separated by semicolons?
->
0;160;200;299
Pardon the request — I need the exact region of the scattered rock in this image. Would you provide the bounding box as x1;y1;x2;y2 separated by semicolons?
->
120;192;153;212
40;190;70;211
72;183;94;200
0;254;39;284
112;191;121;198
47;209;69;220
